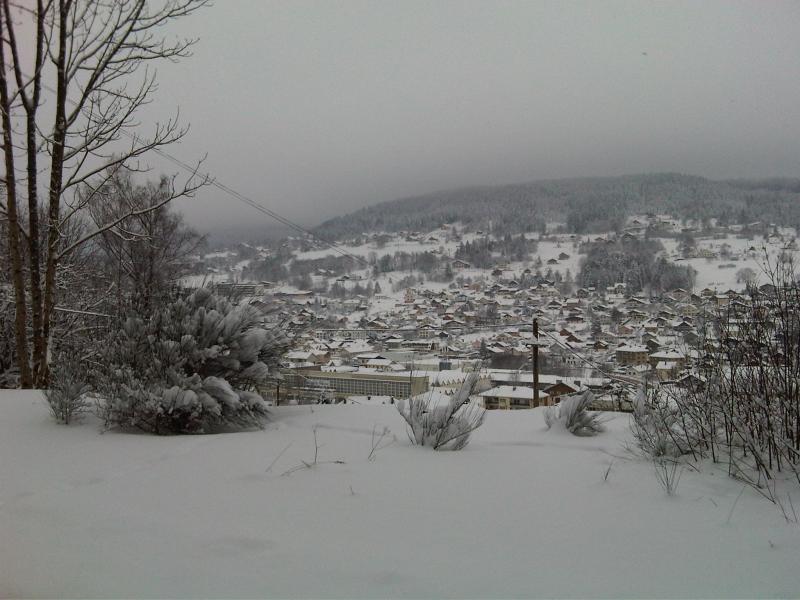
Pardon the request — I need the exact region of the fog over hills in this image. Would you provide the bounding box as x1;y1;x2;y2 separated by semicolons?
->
314;173;800;240
206;223;297;248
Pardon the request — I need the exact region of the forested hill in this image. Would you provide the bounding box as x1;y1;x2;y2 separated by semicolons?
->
315;173;800;239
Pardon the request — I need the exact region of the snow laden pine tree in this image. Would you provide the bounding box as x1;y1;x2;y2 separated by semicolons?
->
96;288;290;434
46;347;92;425
397;371;486;450
543;390;605;436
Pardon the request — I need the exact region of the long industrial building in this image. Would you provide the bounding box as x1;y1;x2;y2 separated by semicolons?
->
282;369;429;402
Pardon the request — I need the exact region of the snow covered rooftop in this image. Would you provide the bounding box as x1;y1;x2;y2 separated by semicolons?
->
479;385;549;400
489;371;610;389
616;344;648;353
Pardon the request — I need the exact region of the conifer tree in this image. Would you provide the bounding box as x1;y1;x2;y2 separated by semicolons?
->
95;288;290;434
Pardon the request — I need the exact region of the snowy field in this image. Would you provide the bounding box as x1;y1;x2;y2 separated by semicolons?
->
660;236;797;291
3;391;799;598
293;235;472;262
294;229;793;301
178;273;230;288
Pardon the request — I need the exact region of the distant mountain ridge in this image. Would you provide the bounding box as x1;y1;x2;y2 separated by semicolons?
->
315;173;800;239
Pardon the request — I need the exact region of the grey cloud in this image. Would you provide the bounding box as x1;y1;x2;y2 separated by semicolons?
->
130;0;800;231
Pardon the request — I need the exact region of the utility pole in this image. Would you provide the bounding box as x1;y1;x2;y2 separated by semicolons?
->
533;317;540;407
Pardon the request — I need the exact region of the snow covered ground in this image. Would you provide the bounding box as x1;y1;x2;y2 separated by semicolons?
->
660;236;796;291
2;390;799;598
178;272;230;288
294;233;475;262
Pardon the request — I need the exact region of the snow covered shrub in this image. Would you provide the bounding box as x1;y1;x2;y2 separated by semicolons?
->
543;391;604;436
46;349;91;424
0;301;18;387
653;456;683;496
543;404;558;429
627;259;800;503
629;389;696;459
397;372;485;451
95;288;291;434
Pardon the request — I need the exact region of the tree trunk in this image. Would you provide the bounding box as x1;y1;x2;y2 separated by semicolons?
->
25;108;46;381
25;1;46;380
36;0;69;387
0;11;33;387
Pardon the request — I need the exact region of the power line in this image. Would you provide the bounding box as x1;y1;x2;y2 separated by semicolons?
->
10;63;370;267
535;326;643;387
288;298;639;381
302;321;538;334
8;55;641;388
141;142;369;266
297;315;639;386
330;311;643;386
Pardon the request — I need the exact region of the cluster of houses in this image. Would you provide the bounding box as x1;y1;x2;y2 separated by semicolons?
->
255;268;783;410
182;216;798;411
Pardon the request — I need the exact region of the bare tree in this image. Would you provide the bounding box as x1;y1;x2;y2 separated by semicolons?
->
85;166;205;314
632;253;800;502
736;267;757;287
0;0;209;387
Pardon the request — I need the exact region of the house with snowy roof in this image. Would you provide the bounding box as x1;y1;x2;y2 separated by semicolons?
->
479;385;548;409
615;344;649;367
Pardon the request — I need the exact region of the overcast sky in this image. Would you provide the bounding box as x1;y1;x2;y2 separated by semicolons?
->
134;0;800;231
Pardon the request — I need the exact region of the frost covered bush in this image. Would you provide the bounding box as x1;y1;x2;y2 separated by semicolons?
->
0;302;18;387
653;456;683;496
543;391;604;436
629;389;697;459
397;372;485;451
46;349;91;424
95;288;291;434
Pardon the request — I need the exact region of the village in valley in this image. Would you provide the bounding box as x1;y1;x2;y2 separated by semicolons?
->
183;212;798;411
7;2;800;596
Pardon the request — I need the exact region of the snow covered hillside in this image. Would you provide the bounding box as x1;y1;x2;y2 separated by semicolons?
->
2;391;799;598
